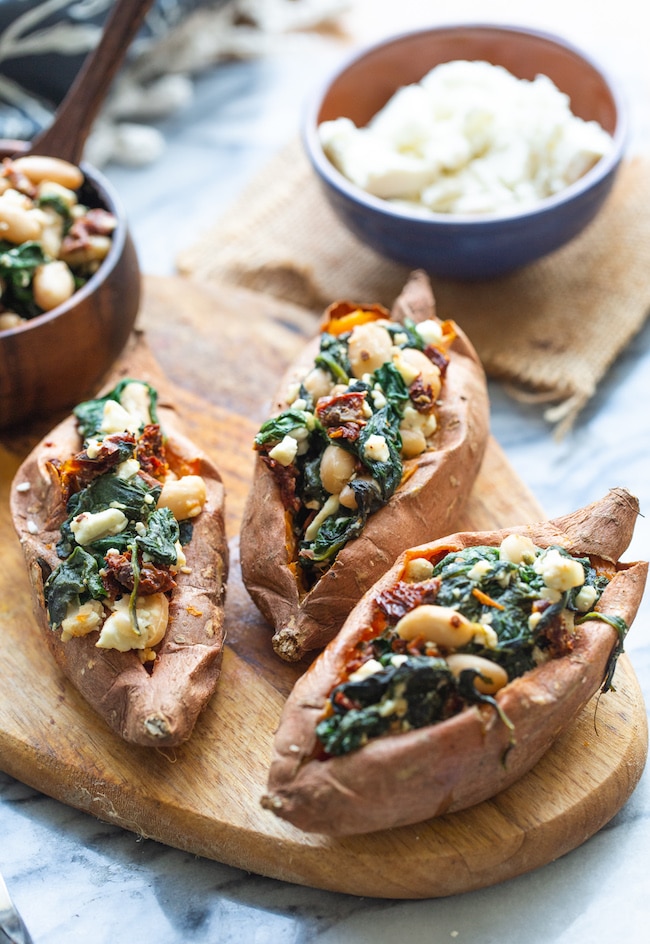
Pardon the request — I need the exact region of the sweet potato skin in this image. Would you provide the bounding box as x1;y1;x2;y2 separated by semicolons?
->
261;489;647;835
240;271;490;661
10;392;228;748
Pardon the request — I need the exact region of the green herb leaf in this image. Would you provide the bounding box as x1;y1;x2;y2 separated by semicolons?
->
254;409;315;448
44;546;106;629
74;379;159;442
136;506;180;565
315;333;351;383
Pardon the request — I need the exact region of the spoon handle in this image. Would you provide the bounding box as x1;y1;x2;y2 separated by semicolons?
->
26;0;157;165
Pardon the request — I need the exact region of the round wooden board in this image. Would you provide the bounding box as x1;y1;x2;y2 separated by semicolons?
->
0;276;647;899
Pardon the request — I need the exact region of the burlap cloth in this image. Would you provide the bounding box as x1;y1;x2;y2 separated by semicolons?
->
177;139;650;435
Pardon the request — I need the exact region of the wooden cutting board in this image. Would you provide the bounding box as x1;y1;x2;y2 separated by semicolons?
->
0;276;646;899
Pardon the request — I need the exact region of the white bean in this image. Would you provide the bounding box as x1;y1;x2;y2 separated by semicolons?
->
403;556;434;582
158;474;207;520
319;443;356;494
400;426;427;458
0;199;42;243
302;366;334;400
32;261;75;311
395;604;493;648
11;155;84;190
0;312;23;330
446;654;509;695
38;206;64;259
394;347;442;396
347;322;393;378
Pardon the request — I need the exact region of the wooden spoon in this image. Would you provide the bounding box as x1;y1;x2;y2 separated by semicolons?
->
0;0;156;428
24;0;156;164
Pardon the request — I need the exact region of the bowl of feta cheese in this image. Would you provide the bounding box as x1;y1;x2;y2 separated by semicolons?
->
303;23;627;280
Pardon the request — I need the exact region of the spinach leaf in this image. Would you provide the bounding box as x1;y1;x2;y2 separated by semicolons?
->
74;379;159;441
136;507;179;565
388;317;425;350
372;362;410;410
315;332;351;383
356;406;403;500
0;240;48;319
298;452;328;507
303;510;364;565
44;546;106;628
178;519;194;546
58;473;160;558
316;656;456;755
254;409;315;448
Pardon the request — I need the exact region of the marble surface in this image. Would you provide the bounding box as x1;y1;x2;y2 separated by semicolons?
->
1;2;649;941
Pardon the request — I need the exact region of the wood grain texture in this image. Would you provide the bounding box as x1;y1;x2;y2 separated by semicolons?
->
0;275;646;898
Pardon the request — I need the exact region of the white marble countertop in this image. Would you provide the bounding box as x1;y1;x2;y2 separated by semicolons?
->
1;2;649;941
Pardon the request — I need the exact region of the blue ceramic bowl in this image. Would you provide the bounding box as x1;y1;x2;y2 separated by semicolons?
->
303;24;627;281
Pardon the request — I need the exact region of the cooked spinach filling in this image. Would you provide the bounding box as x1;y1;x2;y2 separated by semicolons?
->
44;381;179;630
254;317;442;586
316;543;624;757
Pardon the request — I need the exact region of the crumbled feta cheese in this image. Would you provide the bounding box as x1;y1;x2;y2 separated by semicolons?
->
70;507;128;545
85;438;102;459
118;381;151;428
363;434;390;463
96;592;169;651
348;658;384;682
534;548;585;591
268;434;299;466
115;457;140;480
467;559;492;581
400;403;437;438
415;319;444;347
575;584;598;612
60;599;104;642
319;60;613;216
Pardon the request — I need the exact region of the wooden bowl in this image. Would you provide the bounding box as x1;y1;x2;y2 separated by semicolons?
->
0;144;140;429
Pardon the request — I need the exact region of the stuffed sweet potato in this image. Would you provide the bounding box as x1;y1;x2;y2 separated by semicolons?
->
240;270;489;661
10;376;228;747
261;489;647;834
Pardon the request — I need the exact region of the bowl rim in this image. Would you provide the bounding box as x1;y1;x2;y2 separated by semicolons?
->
0;149;133;339
303;21;629;228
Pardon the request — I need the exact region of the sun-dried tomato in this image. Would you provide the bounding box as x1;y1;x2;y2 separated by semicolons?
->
136;424;168;480
61;208;117;253
425;345;450;377
374;578;441;623
51;431;136;502
409;375;437;413
316;390;368;441
102;551;176;596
